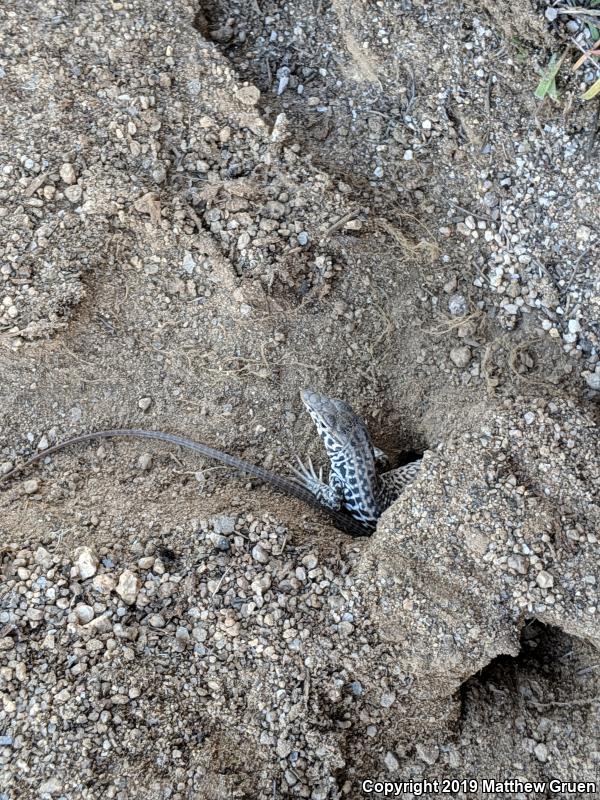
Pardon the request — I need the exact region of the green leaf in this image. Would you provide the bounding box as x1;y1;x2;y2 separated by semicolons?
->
588;23;600;41
582;76;600;100
534;53;565;100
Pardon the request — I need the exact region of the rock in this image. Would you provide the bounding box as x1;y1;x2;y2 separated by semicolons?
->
302;554;318;570
138;453;152;470
209;25;234;43
64;184;82;203
416;743;440;765
449;346;472;368
59;163;77;184
284;769;297;786
34;546;53;570
92;574;116;593
384;751;399;771
116;569;140;605
448;294;468;317
76;547;99;580
74;604;94;624
507;555;528;575
584;371;600;391
236;84;261;106
380;691;395;708
536;570;554;589
276;738;292;758
39;777;62;795
534;742;548;762
210;533;230;551
176;626;190;643
251;543;270;564
23;479;39;494
212;515;236;535
138;396;152;411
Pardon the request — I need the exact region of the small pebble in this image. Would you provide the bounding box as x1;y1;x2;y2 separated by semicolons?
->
380;691;396;708
75;604;95;624
138;453;152;470
212;515;236;534
448;294;468;317
449;346;472;369
116;569;141;605
536;571;554;589
76;547;99;580
64;184;82;203
384;751;399;771
252;543;270;564
416;743;440;765
534;742;548;762
59;163;77;184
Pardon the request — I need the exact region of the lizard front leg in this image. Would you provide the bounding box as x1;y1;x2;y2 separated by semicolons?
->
376;459;422;511
289;456;345;510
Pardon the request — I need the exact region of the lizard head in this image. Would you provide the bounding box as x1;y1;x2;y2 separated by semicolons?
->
300;389;371;455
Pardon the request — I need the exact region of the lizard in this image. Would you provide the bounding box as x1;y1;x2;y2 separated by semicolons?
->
291;390;422;529
0;390;421;536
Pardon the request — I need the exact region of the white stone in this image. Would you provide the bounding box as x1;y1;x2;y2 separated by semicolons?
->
59;163;77;184
251;543;270;564
384;751;399;771
76;547;99;580
116;569;141;605
75;604;95;623
534;742;548;762
536;570;554;589
508;555;528;575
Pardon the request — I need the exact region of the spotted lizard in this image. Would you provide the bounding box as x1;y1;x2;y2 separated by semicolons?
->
0;390;420;536
292;390;421;529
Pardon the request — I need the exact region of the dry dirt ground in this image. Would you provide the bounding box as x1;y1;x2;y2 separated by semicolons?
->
1;0;599;798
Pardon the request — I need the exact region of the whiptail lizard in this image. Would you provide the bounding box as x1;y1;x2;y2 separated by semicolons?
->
293;390;421;528
0;390;421;537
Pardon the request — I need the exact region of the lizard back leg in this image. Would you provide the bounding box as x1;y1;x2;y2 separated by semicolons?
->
288;455;345;510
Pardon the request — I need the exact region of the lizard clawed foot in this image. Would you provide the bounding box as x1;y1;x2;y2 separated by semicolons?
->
287;454;325;489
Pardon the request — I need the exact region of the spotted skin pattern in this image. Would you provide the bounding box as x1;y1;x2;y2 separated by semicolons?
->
294;390;422;529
